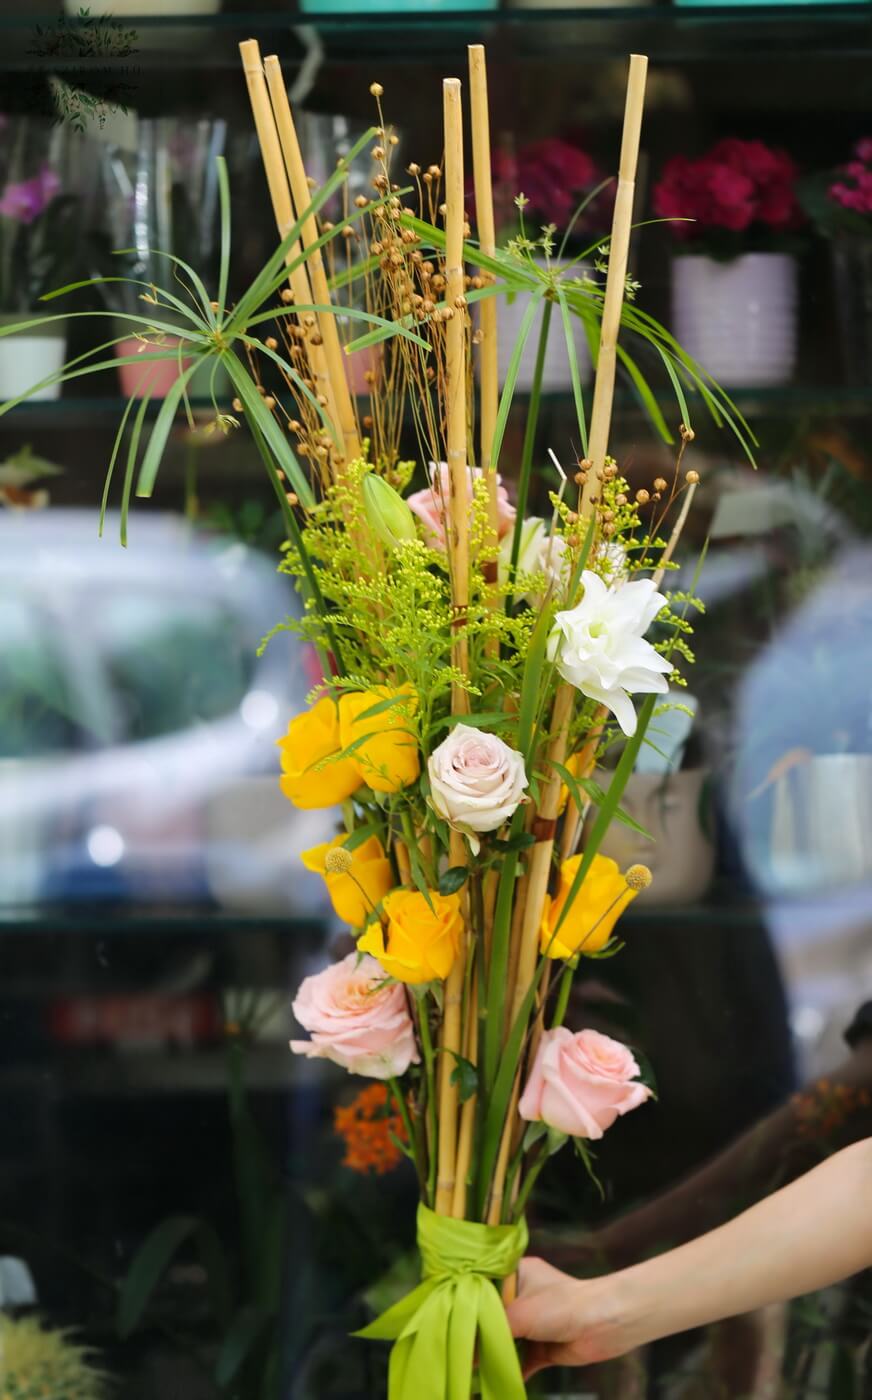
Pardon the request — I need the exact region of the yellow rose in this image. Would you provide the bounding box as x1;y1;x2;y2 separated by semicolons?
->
277;697;361;809
339;687;420;795
301;835;394;928
358;887;463;985
540;852;637;960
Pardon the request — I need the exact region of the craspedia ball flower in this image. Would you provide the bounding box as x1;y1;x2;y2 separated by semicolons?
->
625;863;653;891
0;1314;106;1399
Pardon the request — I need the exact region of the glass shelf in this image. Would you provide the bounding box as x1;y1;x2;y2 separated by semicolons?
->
1;5;869;70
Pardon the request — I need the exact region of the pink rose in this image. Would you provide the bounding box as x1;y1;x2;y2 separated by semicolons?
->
407;462;515;551
290;953;419;1079
428;723;527;851
519;1026;651;1140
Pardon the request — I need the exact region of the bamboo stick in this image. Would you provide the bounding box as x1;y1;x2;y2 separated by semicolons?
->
489;62;649;1230
581;54;648;516
239;39;334;475
263;55;361;470
468;46;500;563
436;77;471;1219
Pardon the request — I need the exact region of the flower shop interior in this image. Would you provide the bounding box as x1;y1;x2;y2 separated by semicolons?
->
1;2;872;1399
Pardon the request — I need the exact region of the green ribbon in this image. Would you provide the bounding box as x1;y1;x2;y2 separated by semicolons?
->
356;1202;528;1400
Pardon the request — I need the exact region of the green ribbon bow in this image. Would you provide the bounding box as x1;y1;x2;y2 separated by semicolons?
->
356;1202;529;1400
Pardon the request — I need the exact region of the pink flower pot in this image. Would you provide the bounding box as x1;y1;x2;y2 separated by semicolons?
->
115;337;189;399
344;342;381;397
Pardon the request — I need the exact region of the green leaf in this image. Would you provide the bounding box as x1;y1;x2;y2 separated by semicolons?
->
506;296;552;593
553;762;654;841
214;1303;272;1389
438;866;468;896
573;1138;605;1201
99;391;136;537
224;351;315;509
546;1127;569;1156
448;1052;478;1104
354;692;415;723
491;832;537;854
117;1214;198;1339
120;391;151;546
490;288;544;475
550;694;658;948
216;155;231;319
135;360;199;499
557;286;588;457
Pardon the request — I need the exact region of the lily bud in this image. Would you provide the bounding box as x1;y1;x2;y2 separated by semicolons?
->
362;472;417;550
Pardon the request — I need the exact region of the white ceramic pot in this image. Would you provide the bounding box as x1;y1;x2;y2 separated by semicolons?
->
671;252;798;388
495;257;593;393
586;769;716;907
0;322;67;404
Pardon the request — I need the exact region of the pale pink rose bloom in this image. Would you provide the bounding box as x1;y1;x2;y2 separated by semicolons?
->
407;461;515;550
519;1026;651;1139
428;723;527;853
290;953;419;1079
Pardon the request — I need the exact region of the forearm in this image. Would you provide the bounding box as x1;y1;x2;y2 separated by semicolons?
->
615;1141;872;1351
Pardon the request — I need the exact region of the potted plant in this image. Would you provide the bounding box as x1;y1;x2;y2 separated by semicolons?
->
653;138;805;387
484;138;606;391
802;138;872;385
92;116;228;400
0;119;79;403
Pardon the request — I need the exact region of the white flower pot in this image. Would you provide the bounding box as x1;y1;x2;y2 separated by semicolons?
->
495;257;593;393
0;322;67;404
671;252;798;388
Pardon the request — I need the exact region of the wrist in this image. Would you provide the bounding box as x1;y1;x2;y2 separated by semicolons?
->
566;1269;648;1362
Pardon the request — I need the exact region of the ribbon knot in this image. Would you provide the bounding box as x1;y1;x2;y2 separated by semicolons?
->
356;1203;528;1400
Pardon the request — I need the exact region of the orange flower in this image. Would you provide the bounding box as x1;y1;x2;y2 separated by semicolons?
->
333;1083;408;1175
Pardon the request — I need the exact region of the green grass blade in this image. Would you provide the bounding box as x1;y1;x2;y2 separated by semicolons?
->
216;155;231;319
615;343;673;444
490;287;544;474
120;390;152;546
246;415;343;676
229;125;378;329
224;352;315;509
507;298;552;594
557;286;588;457
238;334;341;449
99;391;137;536
135;361;199;499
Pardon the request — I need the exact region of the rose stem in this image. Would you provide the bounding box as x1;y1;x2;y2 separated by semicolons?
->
389;1075;425;1195
494;53;649;1278
263;54;361;473
436;75;472;1220
239;40;337;488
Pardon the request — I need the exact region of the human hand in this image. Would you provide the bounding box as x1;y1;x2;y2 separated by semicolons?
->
505;1257;631;1378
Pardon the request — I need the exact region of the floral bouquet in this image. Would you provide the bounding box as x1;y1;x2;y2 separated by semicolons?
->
0;41;752;1399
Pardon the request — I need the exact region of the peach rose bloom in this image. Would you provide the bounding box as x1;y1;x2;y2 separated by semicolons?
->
290;953;419;1079
407;462;515;550
519;1026;651;1139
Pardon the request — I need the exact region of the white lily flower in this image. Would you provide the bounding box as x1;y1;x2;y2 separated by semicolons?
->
548;570;672;736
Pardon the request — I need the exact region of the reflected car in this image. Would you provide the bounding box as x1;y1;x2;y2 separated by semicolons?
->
0;510;333;911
